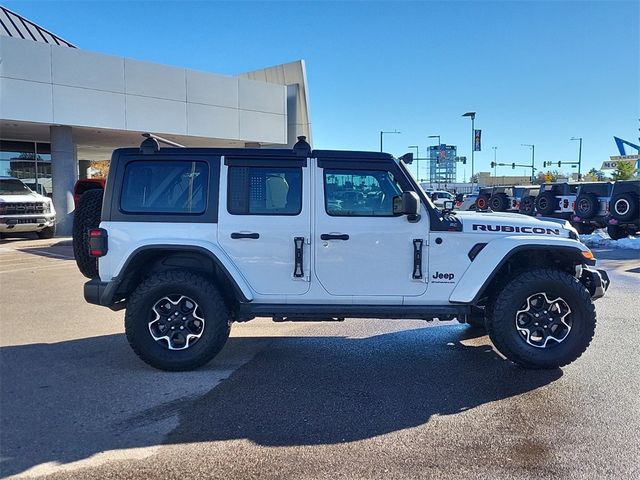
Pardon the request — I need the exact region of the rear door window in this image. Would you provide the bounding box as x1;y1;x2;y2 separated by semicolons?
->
227;166;302;215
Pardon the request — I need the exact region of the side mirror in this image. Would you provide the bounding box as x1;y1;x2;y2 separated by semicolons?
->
393;191;420;216
442;200;455;211
398;152;414;164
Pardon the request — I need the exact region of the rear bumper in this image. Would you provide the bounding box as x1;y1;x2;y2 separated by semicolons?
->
580;267;610;300
84;278;125;310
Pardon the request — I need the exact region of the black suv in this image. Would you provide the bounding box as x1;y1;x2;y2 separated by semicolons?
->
606;179;639;240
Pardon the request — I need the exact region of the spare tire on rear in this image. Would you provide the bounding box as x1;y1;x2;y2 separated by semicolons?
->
489;193;509;211
534;191;557;216
519;195;536;215
475;195;489;210
574;193;598;219
73;188;103;279
610;192;638;222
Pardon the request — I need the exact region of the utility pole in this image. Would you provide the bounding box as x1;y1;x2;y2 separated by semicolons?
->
571;137;583;180
462;112;476;182
492;146;497;186
408;145;419;180
522;144;535;181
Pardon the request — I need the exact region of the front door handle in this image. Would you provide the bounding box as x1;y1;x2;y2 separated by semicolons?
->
320;233;349;241
231;232;260;239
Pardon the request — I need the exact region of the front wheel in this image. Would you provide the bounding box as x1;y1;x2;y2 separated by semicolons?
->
125;270;231;371
487;268;596;369
607;225;628;241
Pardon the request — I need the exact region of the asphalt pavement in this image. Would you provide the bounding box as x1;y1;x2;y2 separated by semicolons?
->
0;236;638;479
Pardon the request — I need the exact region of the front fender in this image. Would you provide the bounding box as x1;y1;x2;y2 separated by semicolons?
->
449;236;592;304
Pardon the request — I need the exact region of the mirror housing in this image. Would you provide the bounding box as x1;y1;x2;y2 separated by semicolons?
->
393;191;421;216
398;152;414;164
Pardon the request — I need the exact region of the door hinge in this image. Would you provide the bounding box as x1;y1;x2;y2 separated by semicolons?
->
412;238;424;279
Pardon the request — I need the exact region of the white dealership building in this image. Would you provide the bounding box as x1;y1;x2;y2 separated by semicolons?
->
0;6;312;234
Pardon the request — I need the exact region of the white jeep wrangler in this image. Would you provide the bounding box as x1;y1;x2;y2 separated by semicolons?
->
77;136;609;371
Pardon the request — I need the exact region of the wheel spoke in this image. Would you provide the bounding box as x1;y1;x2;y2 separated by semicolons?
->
148;295;205;351
516;292;572;348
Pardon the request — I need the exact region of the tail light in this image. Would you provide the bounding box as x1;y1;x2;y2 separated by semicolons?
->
605;202;609;212
88;228;108;257
570;201;574;209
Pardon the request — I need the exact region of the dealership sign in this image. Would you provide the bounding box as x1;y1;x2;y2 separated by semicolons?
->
601;155;639;170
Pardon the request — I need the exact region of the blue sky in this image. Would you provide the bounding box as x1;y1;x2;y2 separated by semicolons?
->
5;0;639;180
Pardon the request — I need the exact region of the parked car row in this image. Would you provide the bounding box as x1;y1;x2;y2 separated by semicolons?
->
462;180;639;239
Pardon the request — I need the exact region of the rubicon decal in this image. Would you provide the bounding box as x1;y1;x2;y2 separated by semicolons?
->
472;224;561;235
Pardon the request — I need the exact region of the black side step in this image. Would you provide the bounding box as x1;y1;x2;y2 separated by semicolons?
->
237;304;470;322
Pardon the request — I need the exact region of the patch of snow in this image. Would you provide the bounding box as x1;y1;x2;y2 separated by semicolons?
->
580;229;640;250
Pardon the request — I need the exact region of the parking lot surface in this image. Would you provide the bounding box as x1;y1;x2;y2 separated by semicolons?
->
1;237;638;479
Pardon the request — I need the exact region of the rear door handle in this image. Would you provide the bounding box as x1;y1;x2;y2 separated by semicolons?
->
320;233;349;241
231;232;260;239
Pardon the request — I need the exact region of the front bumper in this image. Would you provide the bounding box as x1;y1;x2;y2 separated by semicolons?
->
580;267;610;300
0;214;55;232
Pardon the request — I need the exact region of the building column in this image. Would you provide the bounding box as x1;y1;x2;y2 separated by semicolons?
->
50;126;78;236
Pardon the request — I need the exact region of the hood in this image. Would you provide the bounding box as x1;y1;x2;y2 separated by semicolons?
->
0;191;49;203
455;210;574;238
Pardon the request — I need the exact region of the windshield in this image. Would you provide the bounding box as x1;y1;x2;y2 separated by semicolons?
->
0;179;33;195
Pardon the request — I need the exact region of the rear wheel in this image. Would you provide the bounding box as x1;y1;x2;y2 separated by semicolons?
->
607;225;628;240
125;270;231;371
72;189;103;278
487;268;596;369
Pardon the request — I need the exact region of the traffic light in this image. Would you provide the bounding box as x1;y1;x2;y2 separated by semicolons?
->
543;161;547;167
511;163;516;169
490;161;496;168
557;161;561;167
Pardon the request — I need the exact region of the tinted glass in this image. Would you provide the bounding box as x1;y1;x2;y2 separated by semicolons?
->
324;169;403;216
228;166;302;215
120;161;208;214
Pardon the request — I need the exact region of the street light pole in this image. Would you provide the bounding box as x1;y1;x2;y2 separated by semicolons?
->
408;145;419;179
380;130;400;152
492;146;497;186
522;144;535;182
462;112;476;182
571;137;583;180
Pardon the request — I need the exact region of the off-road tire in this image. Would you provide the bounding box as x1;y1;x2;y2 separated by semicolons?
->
37;226;55;239
519;195;536;215
72;189;103;278
610;192;638;222
574;193;598;219
489;193;509;212
573;223;595;235
607;225;628;241
534;191;558;216
475;195;489;210
487;268;596;369
125;270;231;371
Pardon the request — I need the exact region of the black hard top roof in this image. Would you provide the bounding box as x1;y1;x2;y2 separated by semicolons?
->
114;146;397;162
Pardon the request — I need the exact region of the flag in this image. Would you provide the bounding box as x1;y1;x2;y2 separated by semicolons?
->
474;130;481;151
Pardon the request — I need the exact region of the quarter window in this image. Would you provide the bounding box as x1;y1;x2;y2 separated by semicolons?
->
120;161;208;214
228;166;302;215
324;169;403;216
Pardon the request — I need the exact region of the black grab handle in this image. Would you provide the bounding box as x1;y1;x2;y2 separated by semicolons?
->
320;233;349;241
231;232;260;239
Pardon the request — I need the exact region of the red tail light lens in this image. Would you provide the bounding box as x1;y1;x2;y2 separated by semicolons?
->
88;228;108;257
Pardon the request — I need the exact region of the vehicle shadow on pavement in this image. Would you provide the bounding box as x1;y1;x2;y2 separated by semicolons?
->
0;325;562;477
